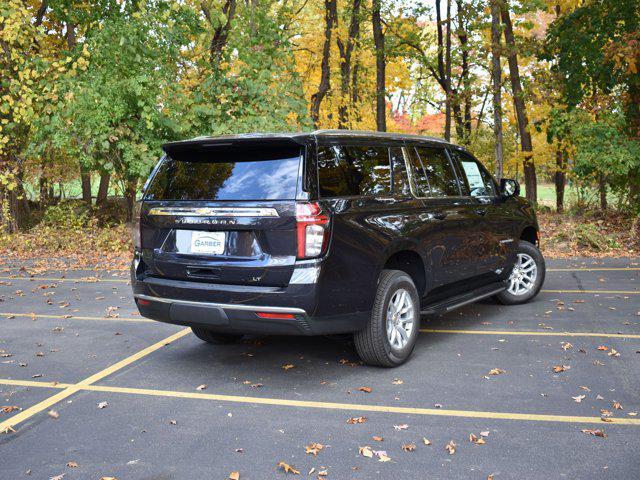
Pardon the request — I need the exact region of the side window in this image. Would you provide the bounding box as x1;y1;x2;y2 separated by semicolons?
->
390;147;411;196
318;145;391;197
414;146;460;197
405;146;431;197
452;151;497;198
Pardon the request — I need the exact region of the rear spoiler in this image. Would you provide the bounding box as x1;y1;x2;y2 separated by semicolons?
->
162;134;310;158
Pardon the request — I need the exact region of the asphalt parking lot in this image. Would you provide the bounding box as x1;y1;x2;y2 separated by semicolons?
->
1;258;639;479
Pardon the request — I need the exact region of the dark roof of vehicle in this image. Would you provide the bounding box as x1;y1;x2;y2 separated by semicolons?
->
162;130;456;154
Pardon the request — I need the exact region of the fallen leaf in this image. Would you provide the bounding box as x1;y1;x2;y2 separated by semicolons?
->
613;402;622;410
480;431;490;437
282;364;294;371
358;386;372;393
597;345;609;351
196;384;208;390
49;475;65;480
581;429;607;438
372;435;384;442
1;405;20;413
276;461;300;474
305;443;324;456
48;409;59;419
608;349;620;357
394;424;409;431
402;443;416;452
392;378;403;385
358;446;373;458
422;437;432;445
628;412;637;416
552;365;570;373
561;342;573;351
445;440;456;455
488;368;506;375
97;401;108;409
469;433;486;445
572;395;586;403
346;416;366;424
373;450;391;462
66;461;78;468
229;471;240;480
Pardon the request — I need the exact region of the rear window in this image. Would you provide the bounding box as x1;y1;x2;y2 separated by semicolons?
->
144;145;301;201
318;145;391;197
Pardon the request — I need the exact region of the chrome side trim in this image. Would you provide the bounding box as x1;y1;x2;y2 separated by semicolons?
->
148;207;279;217
134;294;306;314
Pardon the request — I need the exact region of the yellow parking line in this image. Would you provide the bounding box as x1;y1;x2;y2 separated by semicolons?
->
0;379;73;389
1;312;151;323
420;329;640;339
547;267;640;272
542;289;639;295
0;328;190;433
0;276;128;283
1;378;638;426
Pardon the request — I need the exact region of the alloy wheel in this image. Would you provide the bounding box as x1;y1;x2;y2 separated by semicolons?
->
508;253;538;296
386;288;415;349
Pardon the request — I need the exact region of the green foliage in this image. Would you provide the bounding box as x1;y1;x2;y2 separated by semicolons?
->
562;111;640;210
32;1;201;185
545;0;640;120
573;223;620;251
188;3;312;135
42;201;92;229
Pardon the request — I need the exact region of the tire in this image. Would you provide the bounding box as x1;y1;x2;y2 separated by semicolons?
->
191;327;243;345
494;240;546;305
354;269;420;367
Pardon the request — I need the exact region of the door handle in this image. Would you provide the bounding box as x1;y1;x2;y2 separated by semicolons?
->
475;208;487;216
432;211;447;221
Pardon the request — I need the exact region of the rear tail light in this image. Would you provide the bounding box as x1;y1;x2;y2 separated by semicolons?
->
296;202;330;259
132;201;142;250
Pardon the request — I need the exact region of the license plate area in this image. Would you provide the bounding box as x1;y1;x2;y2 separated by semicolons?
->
177;230;227;256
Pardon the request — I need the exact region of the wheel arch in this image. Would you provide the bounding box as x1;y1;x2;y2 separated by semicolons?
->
381;246;427;298
520;225;539;246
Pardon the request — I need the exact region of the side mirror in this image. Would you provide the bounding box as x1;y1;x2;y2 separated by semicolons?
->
500;178;520;198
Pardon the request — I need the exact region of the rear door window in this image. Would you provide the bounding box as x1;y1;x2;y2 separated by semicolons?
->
318;145;391;197
144;145;301;201
450;150;497;198
414;146;460;197
405;147;431;197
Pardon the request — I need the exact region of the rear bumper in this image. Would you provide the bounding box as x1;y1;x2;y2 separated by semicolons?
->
131;267;369;335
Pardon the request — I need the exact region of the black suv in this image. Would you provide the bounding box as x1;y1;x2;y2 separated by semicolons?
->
131;130;545;366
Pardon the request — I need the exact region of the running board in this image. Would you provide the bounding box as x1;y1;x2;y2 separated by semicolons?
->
420;282;507;315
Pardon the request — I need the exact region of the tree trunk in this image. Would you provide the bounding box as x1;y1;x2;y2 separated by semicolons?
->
80;166;92;204
490;0;504;180
372;0;386;131
310;0;338;127
207;0;237;69
337;0;362;128
456;0;471;142
501;1;536;204
554;147;566;213
444;0;452;141
598;173;607;210
124;179;138;222
96;172;110;206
